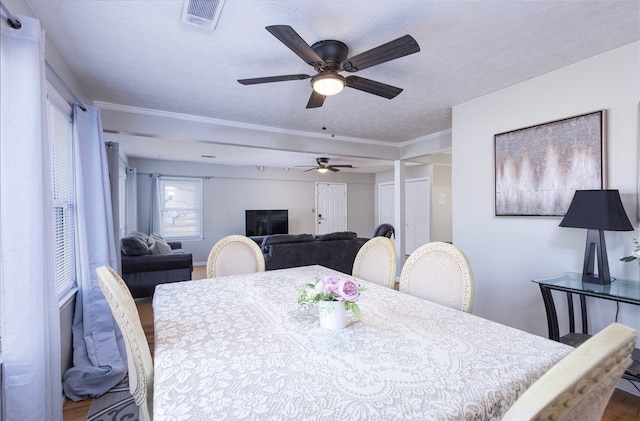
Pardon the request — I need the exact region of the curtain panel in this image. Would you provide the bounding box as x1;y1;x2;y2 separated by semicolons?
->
0;13;63;421
125;167;138;235
149;173;161;235
105;141;122;273
62;105;126;400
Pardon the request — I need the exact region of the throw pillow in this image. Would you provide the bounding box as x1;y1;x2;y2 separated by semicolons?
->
147;237;158;255
128;231;150;242
150;232;165;242
121;235;151;256
149;233;172;255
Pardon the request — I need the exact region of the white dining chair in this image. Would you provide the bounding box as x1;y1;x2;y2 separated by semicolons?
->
206;234;266;278
399;241;474;313
96;265;153;421
352;236;397;288
502;322;636;421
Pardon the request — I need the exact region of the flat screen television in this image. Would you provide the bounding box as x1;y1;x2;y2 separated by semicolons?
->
245;209;288;237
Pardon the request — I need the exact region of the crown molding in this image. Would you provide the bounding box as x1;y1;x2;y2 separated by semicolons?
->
94;101;402;148
399;128;452;147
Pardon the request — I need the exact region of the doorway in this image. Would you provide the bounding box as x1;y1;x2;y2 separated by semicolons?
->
378;178;431;254
316;182;347;235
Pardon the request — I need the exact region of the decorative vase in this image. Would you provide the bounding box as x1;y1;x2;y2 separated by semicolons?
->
318;300;347;330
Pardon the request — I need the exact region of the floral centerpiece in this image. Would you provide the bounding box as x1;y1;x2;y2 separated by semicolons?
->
620;238;640;262
298;276;363;319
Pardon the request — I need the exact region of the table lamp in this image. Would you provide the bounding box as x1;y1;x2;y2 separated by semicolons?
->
560;189;633;285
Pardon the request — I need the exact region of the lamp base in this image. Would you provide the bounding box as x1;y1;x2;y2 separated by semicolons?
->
581;229;611;286
581;273;611;285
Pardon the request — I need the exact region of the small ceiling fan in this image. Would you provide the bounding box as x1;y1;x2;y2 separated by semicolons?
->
299;157;353;173
238;25;420;108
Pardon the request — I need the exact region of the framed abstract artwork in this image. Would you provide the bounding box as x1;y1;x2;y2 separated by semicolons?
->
495;110;605;216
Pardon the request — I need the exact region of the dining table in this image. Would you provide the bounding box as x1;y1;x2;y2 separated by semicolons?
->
152;265;572;420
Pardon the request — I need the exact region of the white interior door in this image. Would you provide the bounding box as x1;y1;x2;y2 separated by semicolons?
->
316;182;347;235
378;182;394;225
405;179;430;253
376;178;430;254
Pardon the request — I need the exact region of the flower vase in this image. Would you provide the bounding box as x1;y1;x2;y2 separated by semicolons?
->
318;300;347;330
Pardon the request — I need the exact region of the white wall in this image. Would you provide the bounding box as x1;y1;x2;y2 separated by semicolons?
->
453;42;639;393
129;158;375;263
432;165;452;242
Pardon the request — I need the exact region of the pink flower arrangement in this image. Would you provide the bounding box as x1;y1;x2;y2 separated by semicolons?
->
298;276;363;317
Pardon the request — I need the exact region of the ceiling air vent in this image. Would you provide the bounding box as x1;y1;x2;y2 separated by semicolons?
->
181;0;226;30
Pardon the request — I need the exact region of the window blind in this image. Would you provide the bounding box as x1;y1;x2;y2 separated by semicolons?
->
47;95;76;300
158;176;203;239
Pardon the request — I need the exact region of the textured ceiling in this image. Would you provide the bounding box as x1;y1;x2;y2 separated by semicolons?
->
22;0;640;171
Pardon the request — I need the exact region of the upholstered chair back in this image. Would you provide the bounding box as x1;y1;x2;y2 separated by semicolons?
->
399;241;474;313
207;235;266;278
502;323;636;421
96;265;153;421
352;237;397;288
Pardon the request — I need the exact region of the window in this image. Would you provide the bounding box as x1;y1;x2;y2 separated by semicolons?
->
158;177;203;239
47;87;76;301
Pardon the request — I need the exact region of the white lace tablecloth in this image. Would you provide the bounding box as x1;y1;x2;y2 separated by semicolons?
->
153;265;571;420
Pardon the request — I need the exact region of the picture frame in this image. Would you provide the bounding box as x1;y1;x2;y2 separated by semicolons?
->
495;110;605;216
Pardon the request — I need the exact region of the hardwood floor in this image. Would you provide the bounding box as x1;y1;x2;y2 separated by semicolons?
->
62;399;92;421
605;389;640;421
63;265;640;420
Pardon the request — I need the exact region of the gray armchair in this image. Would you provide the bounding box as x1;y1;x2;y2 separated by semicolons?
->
373;223;395;238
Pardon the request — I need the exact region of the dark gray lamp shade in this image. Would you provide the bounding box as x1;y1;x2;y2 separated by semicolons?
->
560;190;633;285
560;190;634;231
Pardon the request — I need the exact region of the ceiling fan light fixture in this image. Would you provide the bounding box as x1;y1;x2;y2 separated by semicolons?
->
311;72;345;96
317;167;329;174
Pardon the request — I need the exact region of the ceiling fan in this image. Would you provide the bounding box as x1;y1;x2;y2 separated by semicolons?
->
299;157;353;173
237;25;420;108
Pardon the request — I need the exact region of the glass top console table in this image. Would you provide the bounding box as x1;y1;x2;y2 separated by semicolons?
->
532;272;640;383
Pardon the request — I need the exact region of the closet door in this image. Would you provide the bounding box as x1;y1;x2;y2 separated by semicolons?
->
377;179;430;254
378;182;394;226
405;179;430;254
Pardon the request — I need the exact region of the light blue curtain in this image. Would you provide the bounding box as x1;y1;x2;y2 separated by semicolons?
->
62;105;127;400
0;13;63;420
125;167;138;235
149;173;162;234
